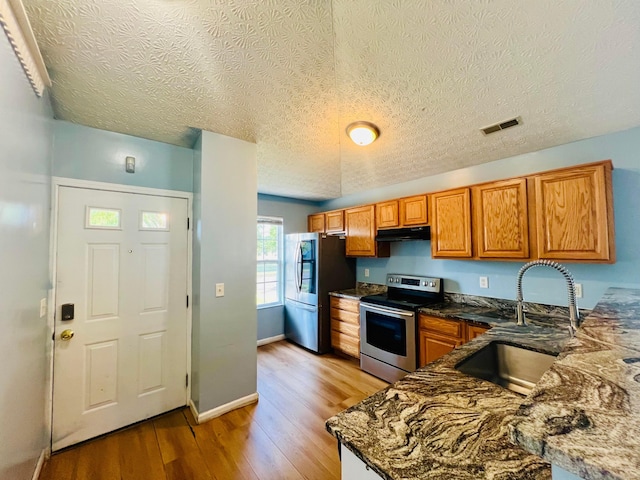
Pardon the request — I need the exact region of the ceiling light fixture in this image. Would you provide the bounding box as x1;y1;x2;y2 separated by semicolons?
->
346;121;379;146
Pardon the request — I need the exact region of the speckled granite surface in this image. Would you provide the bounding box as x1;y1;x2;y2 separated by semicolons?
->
420;293;591;333
326;323;571;479
330;282;387;299
510;288;640;480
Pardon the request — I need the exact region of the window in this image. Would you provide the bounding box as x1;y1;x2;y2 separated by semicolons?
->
139;211;169;231
257;216;283;307
86;207;121;229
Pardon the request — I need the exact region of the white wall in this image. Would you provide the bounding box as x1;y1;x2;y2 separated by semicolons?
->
0;34;53;479
191;131;258;412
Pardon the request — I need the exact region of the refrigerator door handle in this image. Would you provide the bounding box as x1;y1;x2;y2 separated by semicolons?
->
296;242;303;292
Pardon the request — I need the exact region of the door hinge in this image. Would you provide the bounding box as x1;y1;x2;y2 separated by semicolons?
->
186;295;189;308
186;374;189;388
187;217;190;230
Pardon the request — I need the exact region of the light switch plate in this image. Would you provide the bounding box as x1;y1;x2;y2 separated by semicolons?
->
215;283;224;297
479;276;489;289
39;298;47;318
575;283;583;298
364;268;370;278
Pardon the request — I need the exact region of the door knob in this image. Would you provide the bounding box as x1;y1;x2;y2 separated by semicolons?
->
60;329;74;341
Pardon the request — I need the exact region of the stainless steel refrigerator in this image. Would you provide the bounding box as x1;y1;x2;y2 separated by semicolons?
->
284;232;356;353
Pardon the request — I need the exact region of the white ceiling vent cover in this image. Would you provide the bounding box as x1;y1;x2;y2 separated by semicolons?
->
481;117;522;135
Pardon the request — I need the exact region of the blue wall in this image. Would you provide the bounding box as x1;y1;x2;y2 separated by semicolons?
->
53;121;194;191
257;194;320;341
191;131;258;413
0;34;53;479
321;127;640;310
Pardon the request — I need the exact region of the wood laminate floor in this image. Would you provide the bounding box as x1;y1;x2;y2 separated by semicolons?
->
40;340;388;480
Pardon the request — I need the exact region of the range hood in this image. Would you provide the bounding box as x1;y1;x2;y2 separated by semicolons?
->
375;226;431;242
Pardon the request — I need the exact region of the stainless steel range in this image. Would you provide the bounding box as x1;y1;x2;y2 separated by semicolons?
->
360;273;443;383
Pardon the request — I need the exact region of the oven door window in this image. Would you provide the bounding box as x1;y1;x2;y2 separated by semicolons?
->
365;312;407;356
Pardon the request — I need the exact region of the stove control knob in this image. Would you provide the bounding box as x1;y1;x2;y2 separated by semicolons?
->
395;277;400;283
430;281;436;287
422;281;427;286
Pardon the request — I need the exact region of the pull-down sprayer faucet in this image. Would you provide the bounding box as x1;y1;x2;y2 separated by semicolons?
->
516;259;580;336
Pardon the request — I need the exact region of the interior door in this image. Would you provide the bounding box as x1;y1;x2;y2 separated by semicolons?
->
52;187;188;451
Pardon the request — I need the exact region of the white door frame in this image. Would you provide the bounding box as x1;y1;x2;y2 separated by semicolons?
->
46;176;193;453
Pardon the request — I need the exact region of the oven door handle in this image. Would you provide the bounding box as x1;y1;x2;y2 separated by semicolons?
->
362;304;414;317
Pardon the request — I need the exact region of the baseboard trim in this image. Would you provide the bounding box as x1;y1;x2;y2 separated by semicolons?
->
189;392;259;424
257;334;285;346
32;449;46;480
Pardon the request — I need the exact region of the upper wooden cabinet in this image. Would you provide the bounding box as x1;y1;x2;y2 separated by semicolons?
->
430;188;472;258
376;200;400;228
377;195;428;229
308;213;325;233
345;205;390;257
401;195;428;226
325;210;345;233
534;161;615;263
472;178;530;259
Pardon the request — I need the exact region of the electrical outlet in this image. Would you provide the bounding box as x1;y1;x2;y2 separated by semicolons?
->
39;298;47;318
479;276;489;289
364;268;370;278
215;283;224;297
575;283;583;298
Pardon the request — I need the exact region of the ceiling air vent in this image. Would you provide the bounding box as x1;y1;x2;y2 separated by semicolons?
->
481;117;522;135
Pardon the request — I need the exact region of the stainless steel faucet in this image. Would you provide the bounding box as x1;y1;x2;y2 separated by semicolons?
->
515;259;580;335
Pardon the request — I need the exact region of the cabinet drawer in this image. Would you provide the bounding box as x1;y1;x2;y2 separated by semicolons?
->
331;331;360;358
331;319;359;337
330;307;359;325
419;315;464;339
330;297;360;314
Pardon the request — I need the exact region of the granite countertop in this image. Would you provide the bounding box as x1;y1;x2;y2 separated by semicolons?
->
326;322;570;479
511;288;640;480
326;288;640;480
330;282;387;300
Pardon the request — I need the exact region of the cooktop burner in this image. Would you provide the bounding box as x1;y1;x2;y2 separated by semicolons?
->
360;274;444;311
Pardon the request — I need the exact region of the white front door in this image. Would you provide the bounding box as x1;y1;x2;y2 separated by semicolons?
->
53;186;189;451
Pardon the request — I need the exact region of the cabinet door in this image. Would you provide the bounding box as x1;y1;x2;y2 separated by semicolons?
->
376;200;399;228
400;195;428;226
419;330;464;367
466;323;490;341
473;178;529;259
430;188;472;258
534;162;614;262
308;214;325;233
325;210;345;233
345;205;377;256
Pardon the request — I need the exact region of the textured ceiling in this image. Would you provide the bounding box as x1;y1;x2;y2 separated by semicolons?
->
22;0;640;200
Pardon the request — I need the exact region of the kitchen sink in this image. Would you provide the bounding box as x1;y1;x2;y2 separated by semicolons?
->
455;342;557;396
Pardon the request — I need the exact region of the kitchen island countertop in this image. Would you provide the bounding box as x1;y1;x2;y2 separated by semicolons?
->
326;288;640;480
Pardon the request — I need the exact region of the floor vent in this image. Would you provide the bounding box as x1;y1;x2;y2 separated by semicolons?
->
481;117;521;135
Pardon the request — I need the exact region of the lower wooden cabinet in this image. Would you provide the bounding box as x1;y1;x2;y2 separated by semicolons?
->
418;314;491;367
418;315;465;367
466;322;491;341
330;297;360;358
419;330;464;367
